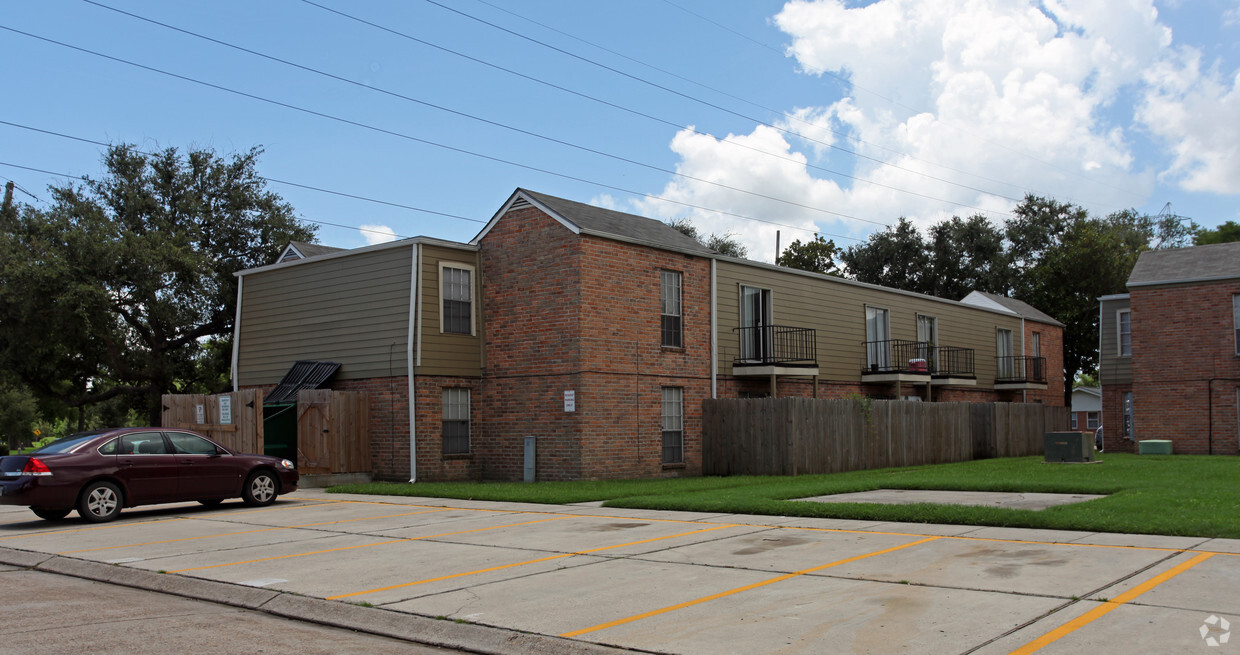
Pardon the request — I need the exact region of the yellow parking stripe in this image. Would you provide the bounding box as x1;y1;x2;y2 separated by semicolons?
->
167;516;572;573
56;508;452;554
560;535;941;638
1008;551;1215;654
327;523;736;600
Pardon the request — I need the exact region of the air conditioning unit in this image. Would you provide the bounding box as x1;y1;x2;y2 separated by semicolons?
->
1044;431;1095;463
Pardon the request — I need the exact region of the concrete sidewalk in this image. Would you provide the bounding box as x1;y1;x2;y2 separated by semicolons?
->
1;488;1237;654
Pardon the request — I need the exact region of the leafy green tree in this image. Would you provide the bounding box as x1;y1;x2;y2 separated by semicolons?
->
0;381;37;453
1196;220;1240;245
926;215;1011;299
667;218;748;258
776;235;842;276
0;145;316;425
840;218;929;291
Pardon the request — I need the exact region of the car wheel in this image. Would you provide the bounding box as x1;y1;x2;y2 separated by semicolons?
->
78;481;122;523
242;470;278;507
198;499;225;507
31;508;71;521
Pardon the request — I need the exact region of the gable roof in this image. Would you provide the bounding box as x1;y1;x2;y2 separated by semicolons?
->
472;188;716;256
277;241;347;264
959;291;1064;327
1127;242;1240;288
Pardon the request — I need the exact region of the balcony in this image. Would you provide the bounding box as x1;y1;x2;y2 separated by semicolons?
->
994;356;1048;390
861;340;976;386
731;326;818;377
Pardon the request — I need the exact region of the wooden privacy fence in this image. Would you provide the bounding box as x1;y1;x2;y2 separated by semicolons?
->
294;389;369;475
702;398;1069;476
161;389;264;454
162;389;369;475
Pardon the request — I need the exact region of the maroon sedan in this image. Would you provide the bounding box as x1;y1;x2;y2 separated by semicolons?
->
0;427;298;522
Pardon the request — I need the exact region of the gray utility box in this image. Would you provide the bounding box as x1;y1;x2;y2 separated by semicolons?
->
1044;431;1095;463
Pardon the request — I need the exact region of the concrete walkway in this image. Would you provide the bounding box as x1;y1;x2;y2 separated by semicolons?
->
0;488;1236;654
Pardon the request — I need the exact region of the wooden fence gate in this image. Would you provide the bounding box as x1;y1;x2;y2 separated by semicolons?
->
162;389;369;475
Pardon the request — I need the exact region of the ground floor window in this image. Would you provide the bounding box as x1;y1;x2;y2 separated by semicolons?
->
1086;412;1099;429
661;387;683;464
1122;392;1134;440
442;388;471;454
1071;414;1078;430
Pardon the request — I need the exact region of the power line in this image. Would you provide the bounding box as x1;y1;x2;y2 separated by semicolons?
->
296;0;1016;219
418;0;1024;210
1;24;855;241
81;0;887;228
0;159;419;239
662;0;1148;206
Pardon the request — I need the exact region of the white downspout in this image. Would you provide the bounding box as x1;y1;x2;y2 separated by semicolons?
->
710;258;717;399
231;275;243;392
407;243;421;483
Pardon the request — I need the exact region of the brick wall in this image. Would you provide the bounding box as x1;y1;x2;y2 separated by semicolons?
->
1129;280;1240;454
1025;320;1066;405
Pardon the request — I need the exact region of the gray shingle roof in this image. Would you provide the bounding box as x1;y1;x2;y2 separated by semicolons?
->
290;241;346;258
967;291;1064;326
1127;242;1240;287
517;189;717;256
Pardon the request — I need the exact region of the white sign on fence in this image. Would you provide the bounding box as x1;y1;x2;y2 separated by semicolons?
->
195;404;205;424
219;396;232;425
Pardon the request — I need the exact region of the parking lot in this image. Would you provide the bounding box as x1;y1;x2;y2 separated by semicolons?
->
1;488;1237;654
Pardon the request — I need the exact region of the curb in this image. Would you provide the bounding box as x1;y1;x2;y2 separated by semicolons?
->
0;546;632;655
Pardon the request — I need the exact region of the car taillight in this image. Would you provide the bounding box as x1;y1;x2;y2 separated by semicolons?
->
22;458;52;476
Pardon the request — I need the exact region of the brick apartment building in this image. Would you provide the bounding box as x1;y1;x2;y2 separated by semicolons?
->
232;189;1064;481
1098;241;1240;453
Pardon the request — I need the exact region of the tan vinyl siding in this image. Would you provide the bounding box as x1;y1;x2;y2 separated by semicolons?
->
1099;296;1132;385
238;245;414;385
715;261;1023;385
418;244;483;377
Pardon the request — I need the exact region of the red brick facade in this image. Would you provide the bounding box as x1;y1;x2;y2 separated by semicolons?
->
1127;281;1240;454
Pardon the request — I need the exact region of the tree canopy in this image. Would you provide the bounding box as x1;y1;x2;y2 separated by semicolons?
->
0;145;316;425
1196;220;1240;245
776;235;842;276
667;217;748;258
839;195;1185;404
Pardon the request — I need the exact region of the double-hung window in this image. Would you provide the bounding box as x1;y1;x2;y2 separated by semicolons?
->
661;270;682;348
1117;309;1131;356
1086;412;1100;429
441;264;474;335
1233;294;1239;355
661;387;683;464
442;388;471;454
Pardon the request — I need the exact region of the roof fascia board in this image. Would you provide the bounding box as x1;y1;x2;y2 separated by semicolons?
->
1098;293;1131;301
1127;274;1240;288
471;189;580;245
236;237;475;277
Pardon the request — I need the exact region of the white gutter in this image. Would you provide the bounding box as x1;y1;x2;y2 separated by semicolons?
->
407;244;421;483
710;258;717;399
231;276;243;392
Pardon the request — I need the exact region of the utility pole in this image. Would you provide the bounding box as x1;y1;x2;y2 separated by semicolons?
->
2;181;13;215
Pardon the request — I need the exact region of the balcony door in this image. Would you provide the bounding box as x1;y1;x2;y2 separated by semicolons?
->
996;328;1014;378
865;306;890;370
739;286;772;362
916;314;937;372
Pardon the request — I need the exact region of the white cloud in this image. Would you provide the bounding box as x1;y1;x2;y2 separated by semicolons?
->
1137;49;1240;193
635;0;1228;259
359;224;397;245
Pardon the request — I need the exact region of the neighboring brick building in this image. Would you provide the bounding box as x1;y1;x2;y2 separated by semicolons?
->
233;188;1065;481
1098;242;1240;453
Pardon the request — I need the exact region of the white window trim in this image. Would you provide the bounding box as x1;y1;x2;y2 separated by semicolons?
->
438;261;477;336
661;269;683;348
1071;413;1078;430
1117;309;1131;357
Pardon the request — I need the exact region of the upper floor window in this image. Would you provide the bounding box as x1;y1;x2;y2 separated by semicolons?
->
996;328;1014;378
1117;309;1131;356
440;263;474;335
1031;331;1041;357
865;306;890;369
661;270;682;348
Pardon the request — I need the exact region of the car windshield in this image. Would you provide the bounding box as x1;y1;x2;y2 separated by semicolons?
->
31;430;109;454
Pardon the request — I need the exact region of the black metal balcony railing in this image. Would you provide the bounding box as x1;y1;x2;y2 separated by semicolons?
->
861;340;977;378
995;356;1047;383
933;346;976;379
733;326;817;366
861;339;929;374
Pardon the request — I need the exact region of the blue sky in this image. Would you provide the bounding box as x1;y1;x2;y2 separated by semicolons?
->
3;0;1237;261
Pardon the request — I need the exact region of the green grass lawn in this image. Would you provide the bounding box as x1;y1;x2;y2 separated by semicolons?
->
328;453;1240;538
